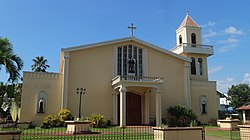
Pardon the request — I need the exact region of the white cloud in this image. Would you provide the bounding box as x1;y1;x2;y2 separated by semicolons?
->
201;21;216;28
224;26;243;35
217;73;250;93
242;73;250;84
217;77;238;93
156;9;164;14
218;44;238;53
218;38;239;44
208;66;224;74
204;29;218;38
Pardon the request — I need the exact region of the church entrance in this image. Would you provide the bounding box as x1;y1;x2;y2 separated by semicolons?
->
118;92;142;125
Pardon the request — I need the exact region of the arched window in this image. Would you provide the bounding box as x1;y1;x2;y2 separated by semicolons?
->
198;58;203;75
191;33;196;47
37;91;47;113
200;95;207;114
191;57;196;75
179;35;182;44
38;99;45;113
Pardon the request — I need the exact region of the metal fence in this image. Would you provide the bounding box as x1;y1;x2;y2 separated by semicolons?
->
20;126;155;140
231;125;250;140
230;127;240;140
1;123;207;140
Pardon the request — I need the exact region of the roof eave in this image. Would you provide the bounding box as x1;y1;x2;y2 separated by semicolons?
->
61;37;191;62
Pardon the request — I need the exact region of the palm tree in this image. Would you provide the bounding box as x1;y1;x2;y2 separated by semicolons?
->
31;56;50;72
0;37;23;83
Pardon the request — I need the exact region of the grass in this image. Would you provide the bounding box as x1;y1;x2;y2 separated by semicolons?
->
205;126;240;140
20;126;154;140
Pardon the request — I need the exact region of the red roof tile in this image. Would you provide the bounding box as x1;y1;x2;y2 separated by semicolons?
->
178;15;200;29
236;104;250;111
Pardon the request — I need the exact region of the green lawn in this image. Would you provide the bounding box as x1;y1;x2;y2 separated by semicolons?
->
20;126;154;140
205;127;240;140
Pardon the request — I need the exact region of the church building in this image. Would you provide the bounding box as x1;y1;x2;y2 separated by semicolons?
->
20;14;218;126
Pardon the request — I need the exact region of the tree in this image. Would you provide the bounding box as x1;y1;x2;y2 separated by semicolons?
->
0;37;23;82
228;84;250;108
31;56;50;72
0;82;22;118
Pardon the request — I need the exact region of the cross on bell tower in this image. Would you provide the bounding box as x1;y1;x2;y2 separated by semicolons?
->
128;23;136;36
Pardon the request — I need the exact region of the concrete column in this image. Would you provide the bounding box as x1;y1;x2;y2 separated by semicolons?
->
144;92;150;124
155;89;162;126
112;90;118;125
61;53;70;109
119;87;127;127
243;110;246;124
184;62;191;108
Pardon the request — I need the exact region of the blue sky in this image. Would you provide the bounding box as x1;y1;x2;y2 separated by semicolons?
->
0;0;250;93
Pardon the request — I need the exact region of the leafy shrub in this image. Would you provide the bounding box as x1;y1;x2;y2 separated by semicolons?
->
43;115;60;128
42;109;74;128
207;119;218;126
85;113;111;128
58;109;74;126
167;105;198;127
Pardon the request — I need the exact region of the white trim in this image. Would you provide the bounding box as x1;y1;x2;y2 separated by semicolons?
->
61;53;69;109
113;47;117;77
61;37;190;62
184;62;191;108
143;48;148;76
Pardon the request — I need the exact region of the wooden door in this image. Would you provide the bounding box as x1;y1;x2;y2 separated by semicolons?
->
126;92;141;125
117;92;142;125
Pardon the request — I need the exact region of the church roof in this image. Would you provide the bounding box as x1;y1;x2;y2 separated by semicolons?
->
62;36;191;62
178;14;200;29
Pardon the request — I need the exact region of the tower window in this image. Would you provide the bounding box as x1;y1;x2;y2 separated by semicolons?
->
191;33;196;47
179;35;182;44
191;57;196;75
198;58;203;75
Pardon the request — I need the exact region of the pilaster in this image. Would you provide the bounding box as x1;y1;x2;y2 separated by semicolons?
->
61;53;70;109
144;90;150;124
184;62;191;108
112;89;118;125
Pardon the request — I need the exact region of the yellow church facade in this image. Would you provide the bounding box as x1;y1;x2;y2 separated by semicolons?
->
20;14;218;126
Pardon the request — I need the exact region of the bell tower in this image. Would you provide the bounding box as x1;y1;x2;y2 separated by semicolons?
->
172;13;214;81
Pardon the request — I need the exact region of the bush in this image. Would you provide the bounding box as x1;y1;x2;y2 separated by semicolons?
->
43;115;60;128
58;109;74;126
85;113;111;128
42;109;74;128
207;119;218;126
167;105;198;127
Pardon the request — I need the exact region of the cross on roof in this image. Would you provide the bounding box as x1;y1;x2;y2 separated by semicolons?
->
128;23;136;36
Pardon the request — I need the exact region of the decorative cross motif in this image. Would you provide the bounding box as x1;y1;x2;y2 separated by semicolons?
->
128;23;136;36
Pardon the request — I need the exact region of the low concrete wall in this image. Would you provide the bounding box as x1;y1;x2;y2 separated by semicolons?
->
238;125;250;140
0;130;22;140
153;127;203;140
65;121;91;134
217;119;240;130
16;121;31;129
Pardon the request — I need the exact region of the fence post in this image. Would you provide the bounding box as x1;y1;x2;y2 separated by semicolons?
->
202;126;205;140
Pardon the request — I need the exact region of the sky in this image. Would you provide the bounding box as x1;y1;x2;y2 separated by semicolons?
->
0;0;250;93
